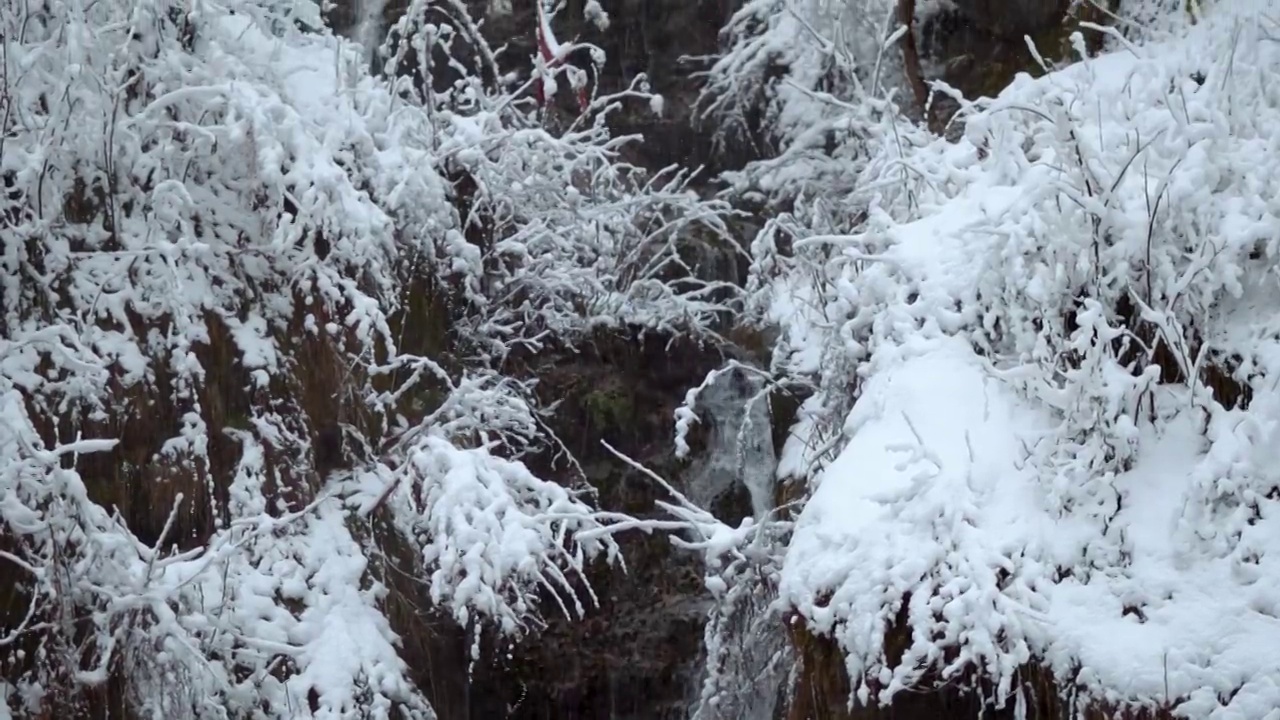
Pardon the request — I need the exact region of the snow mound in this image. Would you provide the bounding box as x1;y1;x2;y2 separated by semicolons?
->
769;1;1280;716
784;340;1280;716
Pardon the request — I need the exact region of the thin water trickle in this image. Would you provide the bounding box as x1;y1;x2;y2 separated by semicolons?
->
352;0;387;71
685;366;777;521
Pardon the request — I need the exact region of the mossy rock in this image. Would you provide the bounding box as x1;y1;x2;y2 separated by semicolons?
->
921;0;1117;123
582;383;634;429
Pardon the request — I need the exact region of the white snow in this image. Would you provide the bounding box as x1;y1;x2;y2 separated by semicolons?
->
783;337;1280;712
752;0;1280;715
786;339;1280;713
584;0;610;31
783;339;1057;699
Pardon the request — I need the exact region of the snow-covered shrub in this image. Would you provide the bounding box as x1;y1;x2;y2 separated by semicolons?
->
0;0;737;715
680;10;934;709
725;0;1280;715
696;0;920;216
687;511;793;720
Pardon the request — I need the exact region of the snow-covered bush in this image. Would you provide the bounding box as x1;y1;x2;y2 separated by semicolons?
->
713;0;1280;714
697;0;918;216
0;0;737;715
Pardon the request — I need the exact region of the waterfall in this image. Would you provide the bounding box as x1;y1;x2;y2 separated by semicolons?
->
352;0;388;70
684;366;777;520
679;366;789;720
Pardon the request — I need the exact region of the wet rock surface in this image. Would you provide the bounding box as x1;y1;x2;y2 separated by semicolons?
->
502;334;749;720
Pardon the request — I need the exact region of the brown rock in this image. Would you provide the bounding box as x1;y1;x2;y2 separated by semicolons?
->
951;0;1073;39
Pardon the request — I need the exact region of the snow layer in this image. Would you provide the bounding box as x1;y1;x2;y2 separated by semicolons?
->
784;339;1280;716
775;1;1280;716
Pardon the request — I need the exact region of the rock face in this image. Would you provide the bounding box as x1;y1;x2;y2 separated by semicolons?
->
479;0;737;172
326;0;737;173
315;332;754;720
950;0;1073;39
501;334;752;720
912;0;1113;137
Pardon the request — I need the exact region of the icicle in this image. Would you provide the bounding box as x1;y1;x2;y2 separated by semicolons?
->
353;0;389;70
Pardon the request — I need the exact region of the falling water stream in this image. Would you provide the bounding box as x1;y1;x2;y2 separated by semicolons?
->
352;0;387;69
685;365;777;520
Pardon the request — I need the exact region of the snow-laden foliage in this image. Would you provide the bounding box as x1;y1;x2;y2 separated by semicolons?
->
697;0;911;216
721;0;1280;715
0;0;736;715
687;511;792;720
